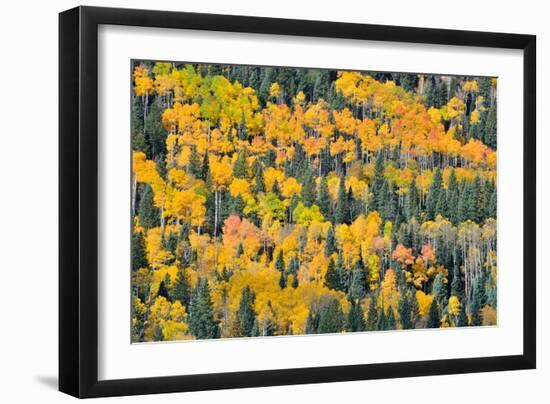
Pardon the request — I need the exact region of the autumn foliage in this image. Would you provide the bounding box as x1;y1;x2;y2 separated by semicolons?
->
131;62;498;342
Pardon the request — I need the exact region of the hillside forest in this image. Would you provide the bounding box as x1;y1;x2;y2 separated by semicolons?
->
131;61;498;342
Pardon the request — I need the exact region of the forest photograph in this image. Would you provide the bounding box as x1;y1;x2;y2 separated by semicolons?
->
131;60;498;343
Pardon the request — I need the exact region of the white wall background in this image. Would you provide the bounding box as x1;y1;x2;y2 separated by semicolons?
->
0;0;546;402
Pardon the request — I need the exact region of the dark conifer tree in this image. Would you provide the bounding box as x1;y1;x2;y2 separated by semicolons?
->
366;296;378;331
278;271;287;289
188;278;220;339
406;178;419;221
426;168;442;220
301;170;316;207
377;307;387;331
252;163;265;194
173;269;191;308
274;250;285;272
347;300;366;332
457;303;469;327
336;176;349;224
233;151;249;179
156;279;170;301
427;298;441;328
398;291;413;329
325;226;336;257
318;176;332;221
386;307;397;330
324;257;340;291
317;299;344;334
138;184;160;230
132;232;148;271
237;286;257;337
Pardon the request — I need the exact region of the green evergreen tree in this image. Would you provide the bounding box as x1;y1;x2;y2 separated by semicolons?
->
457;302;469;327
188;146;201;177
317;299;344;334
366;296;379;331
156;279;170;301
132;231;148;271
347;300;366;332
426;168;442;220
427;298;441;328
278;271;287;289
252;163;265;194
274;250;285;272
301;170;316;207
233;151;249;179
386;307;397;330
318;176;332;220
450;266;463;297
406;178;419;221
188;278;220;339
432;272;447;305
484;102;497;149
237;286;257;337
172;269;191;308
336;176;349;224
398;291;413;329
325;226;336;257
138;184;160;230
377;307;387;331
324;257;340;291
349;264;368;300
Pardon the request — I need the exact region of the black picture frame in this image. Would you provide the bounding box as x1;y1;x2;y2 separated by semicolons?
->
59;5;536;398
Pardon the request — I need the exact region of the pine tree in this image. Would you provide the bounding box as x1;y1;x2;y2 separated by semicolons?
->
324;257;340;291
398;291;413;329
450;266;463;297
366;296;378;331
372;153;386;209
406;179;419;221
457;303;469;327
200;150;210;180
347;300;366;332
447;169;460;224
317;299;344;334
318;176;332;221
173;269;191;308
252;163;265;193
426;168;442;220
349;263;368;300
386;307;397;330
484;102;497;149
233;151;249;178
301;170;316;207
132;231;148;271
138;184;160;230
325;227;336;257
188;278;220;339
188;146;201;177
274;250;285;272
156;279;170;301
377;307;387;331
278;271;287;289
427;298;441;328
336;176;349;224
237;286;257;337
432;272;447;305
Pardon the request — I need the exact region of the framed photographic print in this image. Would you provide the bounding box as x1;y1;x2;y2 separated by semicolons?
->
59;6;536;398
